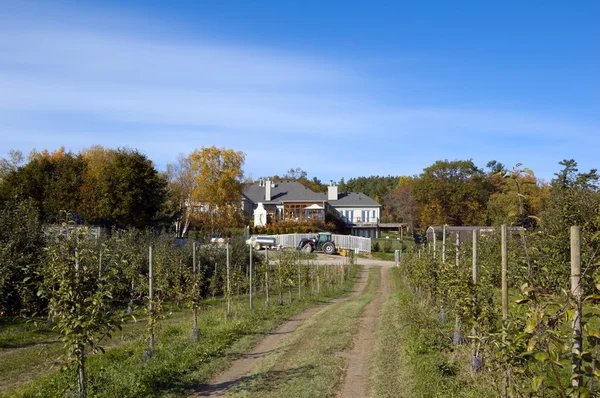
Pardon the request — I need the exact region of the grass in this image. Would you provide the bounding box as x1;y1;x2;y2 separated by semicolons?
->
0;317;56;349
370;267;496;398
3;269;358;397
226;267;381;398
0;308;194;396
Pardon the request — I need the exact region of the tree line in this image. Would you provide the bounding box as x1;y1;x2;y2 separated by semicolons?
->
1;146;597;236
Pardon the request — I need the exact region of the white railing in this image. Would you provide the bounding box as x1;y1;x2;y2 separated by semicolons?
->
257;233;371;253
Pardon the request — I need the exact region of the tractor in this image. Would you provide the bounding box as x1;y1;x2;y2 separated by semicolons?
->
296;232;337;255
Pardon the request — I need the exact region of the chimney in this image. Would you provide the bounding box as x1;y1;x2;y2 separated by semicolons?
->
328;182;338;201
265;179;272;201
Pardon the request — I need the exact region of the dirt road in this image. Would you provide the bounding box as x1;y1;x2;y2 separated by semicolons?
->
191;255;395;398
338;265;390;398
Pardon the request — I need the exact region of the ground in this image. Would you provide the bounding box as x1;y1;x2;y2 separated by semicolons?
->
190;254;394;398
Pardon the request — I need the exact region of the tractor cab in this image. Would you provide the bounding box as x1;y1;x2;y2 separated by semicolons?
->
296;232;337;255
316;232;332;250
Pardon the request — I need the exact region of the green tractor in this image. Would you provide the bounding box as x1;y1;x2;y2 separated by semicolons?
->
296;232;337;255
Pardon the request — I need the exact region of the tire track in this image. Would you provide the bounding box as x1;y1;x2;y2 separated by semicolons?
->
338;265;390;398
190;264;372;397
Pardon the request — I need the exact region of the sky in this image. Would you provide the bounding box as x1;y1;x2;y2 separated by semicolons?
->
0;1;598;183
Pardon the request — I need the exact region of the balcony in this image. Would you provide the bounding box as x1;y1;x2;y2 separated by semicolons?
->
343;217;379;227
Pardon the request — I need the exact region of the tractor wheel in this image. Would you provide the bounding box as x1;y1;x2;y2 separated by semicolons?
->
254;243;262;250
322;242;336;255
302;244;313;253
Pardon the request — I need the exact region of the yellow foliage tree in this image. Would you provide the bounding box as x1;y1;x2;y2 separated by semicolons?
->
188;146;246;232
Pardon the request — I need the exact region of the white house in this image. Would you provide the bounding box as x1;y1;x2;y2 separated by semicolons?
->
242;180;382;238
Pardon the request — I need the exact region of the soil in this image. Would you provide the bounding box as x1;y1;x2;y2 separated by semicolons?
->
190;255;394;398
338;265;390;398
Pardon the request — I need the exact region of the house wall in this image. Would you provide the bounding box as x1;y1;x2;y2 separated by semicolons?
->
242;199;254;217
330;206;380;225
352;228;379;239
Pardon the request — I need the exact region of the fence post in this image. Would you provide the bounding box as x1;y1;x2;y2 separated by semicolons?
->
571;225;583;390
265;248;270;308
433;229;437;260
191;242;199;341
453;232;463;345
149;246;155;354
226;241;231;318
471;229;481;371
501;225;508;397
442;225;447;264
317;263;321;295
298;256;301;300
249;243;253;311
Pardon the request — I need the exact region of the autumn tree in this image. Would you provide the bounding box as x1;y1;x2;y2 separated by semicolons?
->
80;147;167;228
166;154;201;237
485;164;548;227
412;159;491;227
537;160;600;289
384;176;419;229
342;176;399;204
0;148;86;221
0;149;24;181
269;168;327;193
189;146;246;232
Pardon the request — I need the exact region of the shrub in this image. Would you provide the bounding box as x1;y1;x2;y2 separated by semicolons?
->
383;240;393;253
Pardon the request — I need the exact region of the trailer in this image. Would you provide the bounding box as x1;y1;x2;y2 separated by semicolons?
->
246;235;277;250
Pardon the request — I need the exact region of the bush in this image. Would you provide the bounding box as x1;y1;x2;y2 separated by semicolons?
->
373;242;381;252
383;240;393;253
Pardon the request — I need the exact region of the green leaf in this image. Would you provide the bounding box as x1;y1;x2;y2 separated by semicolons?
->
534;352;548;361
532;375;546;391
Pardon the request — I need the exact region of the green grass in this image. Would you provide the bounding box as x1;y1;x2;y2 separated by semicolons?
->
370;268;496;398
4;271;358;397
0;308;194;396
369;252;396;261
0;317;56;349
226;267;380;398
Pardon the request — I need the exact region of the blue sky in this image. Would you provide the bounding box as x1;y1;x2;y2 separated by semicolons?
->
0;1;598;182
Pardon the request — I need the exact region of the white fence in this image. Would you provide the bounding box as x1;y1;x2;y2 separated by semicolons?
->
268;233;371;253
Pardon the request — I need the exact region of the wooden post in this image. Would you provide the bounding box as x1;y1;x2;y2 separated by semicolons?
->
98;249;102;280
501;225;508;320
265;248;270;308
298;257;301;300
442;225;447;264
472;230;478;285
433;229;437;260
472;229;481;371
317;263;321;295
226;241;231;318
454;232;462;345
501;225;508;397
455;232;459;266
249;243;253;311
75;247;85;397
192;242;199;340
149;246;155;353
571;226;583;390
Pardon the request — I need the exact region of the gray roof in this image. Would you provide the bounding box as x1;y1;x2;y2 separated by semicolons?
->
243;181;381;207
243;181;325;204
324;192;381;207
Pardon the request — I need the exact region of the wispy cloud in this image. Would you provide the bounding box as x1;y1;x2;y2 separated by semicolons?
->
0;4;596;181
